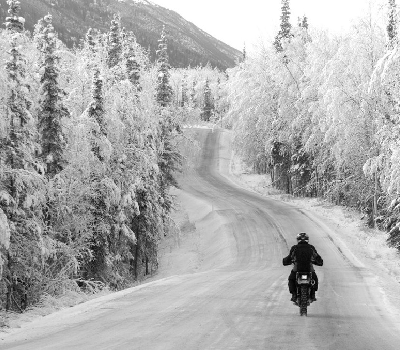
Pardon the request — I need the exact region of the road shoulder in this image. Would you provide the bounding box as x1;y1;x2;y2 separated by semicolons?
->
224;131;400;325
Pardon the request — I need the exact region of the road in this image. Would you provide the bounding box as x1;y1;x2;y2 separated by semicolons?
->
2;129;400;349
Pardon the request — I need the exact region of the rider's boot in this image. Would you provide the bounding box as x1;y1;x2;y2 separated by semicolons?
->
290;293;297;303
309;290;317;302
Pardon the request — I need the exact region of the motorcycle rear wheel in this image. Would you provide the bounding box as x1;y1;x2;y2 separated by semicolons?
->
299;285;308;316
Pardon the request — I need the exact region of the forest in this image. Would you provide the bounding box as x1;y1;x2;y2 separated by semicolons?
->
2;0;400;316
226;1;400;252
0;0;227;312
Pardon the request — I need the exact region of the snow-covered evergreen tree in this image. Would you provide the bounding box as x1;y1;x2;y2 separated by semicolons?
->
3;4;33;175
5;0;24;33
280;0;292;37
1;0;45;311
157;111;182;223
86;28;96;53
124;33;141;92
88;68;107;160
154;29;183;263
298;15;309;29
107;14;122;69
214;77;224;123
180;73;188;107
297;15;311;43
201;78;214;121
85;63;115;281
33;17;46;52
387;0;398;49
38;14;68;177
156;26;173;107
190;80;197;107
274;0;292;52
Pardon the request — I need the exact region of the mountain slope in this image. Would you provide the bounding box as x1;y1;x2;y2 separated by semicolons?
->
0;0;241;70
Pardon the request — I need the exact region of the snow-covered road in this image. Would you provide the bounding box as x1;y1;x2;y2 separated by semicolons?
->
1;129;400;349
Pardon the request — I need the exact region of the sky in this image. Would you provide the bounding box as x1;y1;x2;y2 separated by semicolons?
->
150;0;387;51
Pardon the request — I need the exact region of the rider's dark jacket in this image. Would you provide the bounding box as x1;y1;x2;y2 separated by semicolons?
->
283;241;323;272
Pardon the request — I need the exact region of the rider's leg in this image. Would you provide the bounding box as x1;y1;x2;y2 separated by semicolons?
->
310;272;318;301
312;272;319;291
288;270;297;301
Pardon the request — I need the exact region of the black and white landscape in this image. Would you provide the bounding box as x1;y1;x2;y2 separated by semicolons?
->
1;0;400;349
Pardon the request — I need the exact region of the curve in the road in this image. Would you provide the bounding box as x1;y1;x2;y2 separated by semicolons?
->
1;128;400;350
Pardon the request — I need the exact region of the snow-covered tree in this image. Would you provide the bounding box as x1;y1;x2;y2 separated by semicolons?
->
180;72;188;107
86;28;96;53
107;14;122;69
201;78;214;121
153;28;184;266
33;17;46;52
297;15;311;43
156;26;173;107
0;0;191;304
387;0;398;49
367;4;400;242
82;65;113;280
88;68;107;160
169;66;228;124
190;80;197;106
37;14;68;177
226;9;386;211
0;0;46;311
274;0;292;52
298;15;309;30
124;33;141;92
5;0;24;33
157;110;182;223
3;4;34;187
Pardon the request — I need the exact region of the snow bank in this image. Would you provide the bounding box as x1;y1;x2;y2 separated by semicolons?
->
157;131;236;277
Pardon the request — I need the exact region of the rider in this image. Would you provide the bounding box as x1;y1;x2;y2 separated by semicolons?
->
283;232;323;303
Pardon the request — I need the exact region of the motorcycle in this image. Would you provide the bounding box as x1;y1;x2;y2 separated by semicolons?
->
294;271;315;316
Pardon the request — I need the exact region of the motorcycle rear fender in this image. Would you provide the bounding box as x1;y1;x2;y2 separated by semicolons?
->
296;272;312;285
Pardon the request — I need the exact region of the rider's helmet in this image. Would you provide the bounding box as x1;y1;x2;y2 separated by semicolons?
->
296;232;309;243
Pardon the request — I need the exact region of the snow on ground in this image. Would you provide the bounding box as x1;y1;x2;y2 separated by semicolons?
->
182;123;220;130
157;129;236;277
228;149;400;317
0;274;190;341
157;188;236;278
0;285;113;333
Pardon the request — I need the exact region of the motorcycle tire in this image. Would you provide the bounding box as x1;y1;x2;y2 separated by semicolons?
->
299;285;308;316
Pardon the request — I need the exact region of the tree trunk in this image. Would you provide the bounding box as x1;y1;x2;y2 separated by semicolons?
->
372;172;378;227
134;223;141;279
